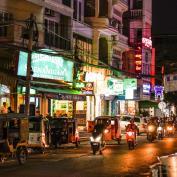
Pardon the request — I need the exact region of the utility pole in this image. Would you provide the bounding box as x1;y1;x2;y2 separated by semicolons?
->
25;14;35;116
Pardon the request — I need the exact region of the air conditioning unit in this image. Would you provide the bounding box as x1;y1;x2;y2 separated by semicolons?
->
45;8;55;17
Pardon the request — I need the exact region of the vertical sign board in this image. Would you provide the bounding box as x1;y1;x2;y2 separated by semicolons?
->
135;48;142;74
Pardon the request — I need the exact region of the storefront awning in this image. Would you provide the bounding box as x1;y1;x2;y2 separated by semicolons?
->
32;87;86;101
32;87;82;95
139;100;158;109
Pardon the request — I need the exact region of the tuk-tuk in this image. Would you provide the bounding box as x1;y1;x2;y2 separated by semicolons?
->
28;117;50;153
0;113;28;164
94;116;122;144
49;117;79;148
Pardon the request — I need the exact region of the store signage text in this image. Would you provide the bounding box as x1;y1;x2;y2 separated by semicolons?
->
143;83;151;94
107;78;123;95
18;51;74;82
142;37;152;49
135;51;142;73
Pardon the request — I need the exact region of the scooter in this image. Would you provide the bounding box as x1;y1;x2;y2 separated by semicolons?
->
126;129;135;150
90;131;105;155
147;125;156;142
157;126;164;140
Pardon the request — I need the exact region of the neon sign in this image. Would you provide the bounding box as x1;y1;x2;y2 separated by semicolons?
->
135;49;142;74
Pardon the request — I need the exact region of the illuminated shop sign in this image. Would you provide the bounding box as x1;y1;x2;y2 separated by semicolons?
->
75;82;94;95
154;86;164;101
123;78;137;90
143;83;151;94
142;37;152;49
18;51;74;82
125;88;134;99
107;78;123;95
85;72;104;82
135;51;142;74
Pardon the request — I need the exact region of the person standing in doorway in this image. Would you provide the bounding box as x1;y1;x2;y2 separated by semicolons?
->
1;102;8;114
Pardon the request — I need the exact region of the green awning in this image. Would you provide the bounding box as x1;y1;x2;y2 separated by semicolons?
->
32;87;82;95
139;100;158;109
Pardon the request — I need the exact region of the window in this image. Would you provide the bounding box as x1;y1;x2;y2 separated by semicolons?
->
166;76;170;81
0;11;13;37
173;75;177;80
79;2;82;21
73;0;77;20
133;0;143;9
45;15;71;50
85;0;95;17
99;0;108;17
62;0;71;7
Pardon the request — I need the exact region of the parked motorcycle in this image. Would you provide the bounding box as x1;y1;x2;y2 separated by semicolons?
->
126;130;135;150
157;126;164;140
147;124;156;142
90;130;105;155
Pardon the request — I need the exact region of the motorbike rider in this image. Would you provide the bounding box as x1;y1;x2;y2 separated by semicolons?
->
126;118;138;144
147;117;158;136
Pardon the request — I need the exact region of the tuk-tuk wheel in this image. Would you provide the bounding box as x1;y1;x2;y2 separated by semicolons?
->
75;140;79;148
99;150;102;155
0;156;5;164
17;148;27;165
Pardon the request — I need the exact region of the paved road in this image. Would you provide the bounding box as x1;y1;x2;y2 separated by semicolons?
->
0;134;177;177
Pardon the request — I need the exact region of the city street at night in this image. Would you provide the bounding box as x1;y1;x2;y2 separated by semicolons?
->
1;0;177;176
1;135;177;177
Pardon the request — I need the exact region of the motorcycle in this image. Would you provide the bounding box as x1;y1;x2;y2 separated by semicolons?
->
90;131;105;155
166;125;174;136
147;124;156;142
126;130;135;150
157;126;164;140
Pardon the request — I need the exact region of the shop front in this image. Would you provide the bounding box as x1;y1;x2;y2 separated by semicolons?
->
83;66;110;118
17;50;91;129
115;78;138;116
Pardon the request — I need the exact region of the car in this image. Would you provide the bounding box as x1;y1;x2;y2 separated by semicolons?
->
119;115;147;134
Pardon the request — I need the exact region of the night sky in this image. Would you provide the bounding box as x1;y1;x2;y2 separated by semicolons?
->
152;0;177;35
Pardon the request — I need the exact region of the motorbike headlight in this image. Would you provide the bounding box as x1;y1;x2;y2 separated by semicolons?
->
104;129;109;134
95;136;101;142
157;127;162;131
90;136;94;142
148;125;155;132
167;126;173;131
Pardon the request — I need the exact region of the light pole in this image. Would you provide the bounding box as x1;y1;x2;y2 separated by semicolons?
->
25;14;35;116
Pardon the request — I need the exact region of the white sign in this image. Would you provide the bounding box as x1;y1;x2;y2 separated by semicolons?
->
142;37;152;49
158;101;166;110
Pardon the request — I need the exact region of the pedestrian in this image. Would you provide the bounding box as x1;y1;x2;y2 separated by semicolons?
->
8;106;14;113
1;102;8;114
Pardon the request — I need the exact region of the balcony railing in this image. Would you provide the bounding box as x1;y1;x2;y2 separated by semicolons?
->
130;9;143;19
119;33;128;45
44;32;71;50
112;0;128;6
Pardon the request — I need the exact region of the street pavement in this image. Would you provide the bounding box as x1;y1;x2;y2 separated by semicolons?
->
1;134;177;177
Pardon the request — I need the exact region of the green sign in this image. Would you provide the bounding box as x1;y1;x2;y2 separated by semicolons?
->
107;78;123;95
18;51;74;82
123;78;137;90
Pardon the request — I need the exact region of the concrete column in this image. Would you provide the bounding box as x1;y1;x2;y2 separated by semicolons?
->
92;29;100;64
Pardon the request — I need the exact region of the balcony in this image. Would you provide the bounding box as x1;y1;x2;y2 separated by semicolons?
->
73;19;93;39
112;0;128;12
130;9;143;19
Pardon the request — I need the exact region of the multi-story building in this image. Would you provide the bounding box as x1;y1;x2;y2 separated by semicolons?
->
83;0;130;116
0;0;86;118
123;0;154;102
